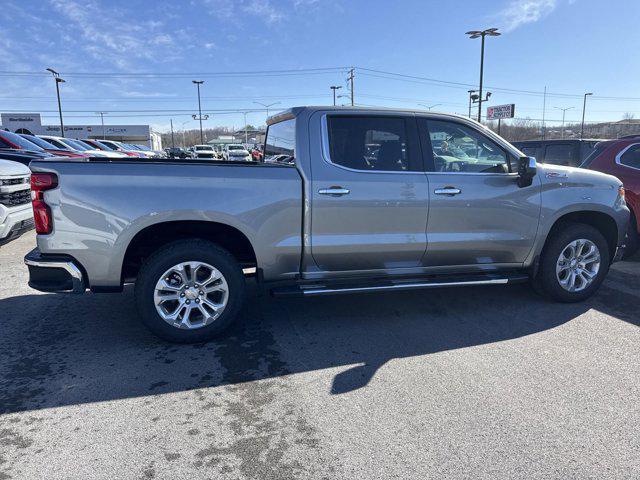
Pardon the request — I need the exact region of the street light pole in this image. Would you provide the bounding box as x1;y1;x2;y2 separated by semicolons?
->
96;112;107;139
554;106;574;139
465;28;500;123
418;103;442;111
253;101;281;124
170;119;175;148
46;68;65;137
580;92;593;139
330;85;342;106
192;80;205;144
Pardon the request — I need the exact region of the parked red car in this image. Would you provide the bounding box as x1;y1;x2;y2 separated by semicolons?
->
582;135;640;256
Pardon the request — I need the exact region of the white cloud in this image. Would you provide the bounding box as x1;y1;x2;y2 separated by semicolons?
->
496;0;558;32
49;0;179;68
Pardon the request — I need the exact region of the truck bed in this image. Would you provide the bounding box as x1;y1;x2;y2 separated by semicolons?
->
30;159;303;287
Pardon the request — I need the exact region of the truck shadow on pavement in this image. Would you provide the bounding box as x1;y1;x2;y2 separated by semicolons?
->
0;269;637;414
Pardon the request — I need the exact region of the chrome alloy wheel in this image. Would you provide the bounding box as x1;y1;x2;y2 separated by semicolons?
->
153;261;228;329
556;239;601;293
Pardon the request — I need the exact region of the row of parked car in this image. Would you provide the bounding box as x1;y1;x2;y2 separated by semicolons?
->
0;129;164;166
165;143;263;162
0;131;164;245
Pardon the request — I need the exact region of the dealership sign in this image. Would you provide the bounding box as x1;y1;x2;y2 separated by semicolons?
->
487;104;515;120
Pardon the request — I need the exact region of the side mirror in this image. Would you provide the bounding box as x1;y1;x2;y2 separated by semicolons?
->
517;156;537;188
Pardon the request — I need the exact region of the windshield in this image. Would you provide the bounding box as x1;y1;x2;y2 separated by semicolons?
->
580;143;608;168
195;145;213;151
60;138;91;151
228;145;243;150
20;134;57;150
0;131;45;151
73;139;97;150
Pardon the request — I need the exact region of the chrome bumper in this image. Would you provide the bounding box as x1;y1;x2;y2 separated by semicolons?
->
24;248;86;293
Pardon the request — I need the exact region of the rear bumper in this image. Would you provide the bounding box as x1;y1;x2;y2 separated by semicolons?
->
24;248;86;293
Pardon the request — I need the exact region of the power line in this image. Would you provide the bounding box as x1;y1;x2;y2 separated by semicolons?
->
0;67;348;78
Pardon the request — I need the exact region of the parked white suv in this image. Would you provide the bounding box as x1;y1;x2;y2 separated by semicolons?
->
193;145;217;159
0;160;32;246
224;144;252;161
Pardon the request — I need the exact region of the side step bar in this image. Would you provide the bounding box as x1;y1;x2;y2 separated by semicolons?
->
271;273;529;298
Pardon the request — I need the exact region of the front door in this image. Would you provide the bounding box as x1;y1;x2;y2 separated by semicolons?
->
310;113;429;272
418;117;541;267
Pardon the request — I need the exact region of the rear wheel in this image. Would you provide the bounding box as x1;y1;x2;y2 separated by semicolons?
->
533;223;609;302
135;240;245;343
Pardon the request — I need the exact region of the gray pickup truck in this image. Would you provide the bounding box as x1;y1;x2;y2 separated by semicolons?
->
25;107;629;343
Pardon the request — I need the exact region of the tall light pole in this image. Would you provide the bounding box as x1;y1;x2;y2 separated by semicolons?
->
581;92;593;139
418;103;442;111
96;112;107;139
554;106;574;139
46;68;65;137
253;101;281;124
192;80;205;144
465;28;500;123
330;85;342;106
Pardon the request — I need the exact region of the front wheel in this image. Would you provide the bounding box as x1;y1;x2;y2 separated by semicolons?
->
134;240;245;343
533;223;610;302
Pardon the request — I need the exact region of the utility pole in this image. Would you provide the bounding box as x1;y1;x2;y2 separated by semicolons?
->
96;112;107;139
330;85;342;106
46;68;65;137
242;111;248;144
347;68;355;106
170;119;175;148
192;80;206;144
541;86;547;140
181;120;189;148
465;28;500;123
554;106;574;139
581;92;593;139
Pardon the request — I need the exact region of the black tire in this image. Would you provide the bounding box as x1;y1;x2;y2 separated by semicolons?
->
533;223;610;303
134;239;245;343
624;211;639;258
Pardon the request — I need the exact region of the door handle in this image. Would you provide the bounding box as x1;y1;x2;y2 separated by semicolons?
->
318;187;350;196
434;187;462;196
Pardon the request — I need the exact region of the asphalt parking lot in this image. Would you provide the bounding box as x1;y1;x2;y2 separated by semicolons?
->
1;232;639;479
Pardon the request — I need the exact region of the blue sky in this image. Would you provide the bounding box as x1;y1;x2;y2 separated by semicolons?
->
1;0;639;133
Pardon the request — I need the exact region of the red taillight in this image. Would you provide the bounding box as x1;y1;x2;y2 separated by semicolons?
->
31;173;58;234
124;151;140;157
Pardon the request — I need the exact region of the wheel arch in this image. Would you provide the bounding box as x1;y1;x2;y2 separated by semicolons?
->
121;220;258;283
540;210;619;264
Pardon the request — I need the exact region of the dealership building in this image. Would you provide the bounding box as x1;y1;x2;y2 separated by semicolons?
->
0;113;162;150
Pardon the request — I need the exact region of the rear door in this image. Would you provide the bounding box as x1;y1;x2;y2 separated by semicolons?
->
419;117;541;267
309;113;429;272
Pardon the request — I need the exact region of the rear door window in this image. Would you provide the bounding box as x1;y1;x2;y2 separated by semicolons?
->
544;144;575;166
264;118;295;164
327;116;411;171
